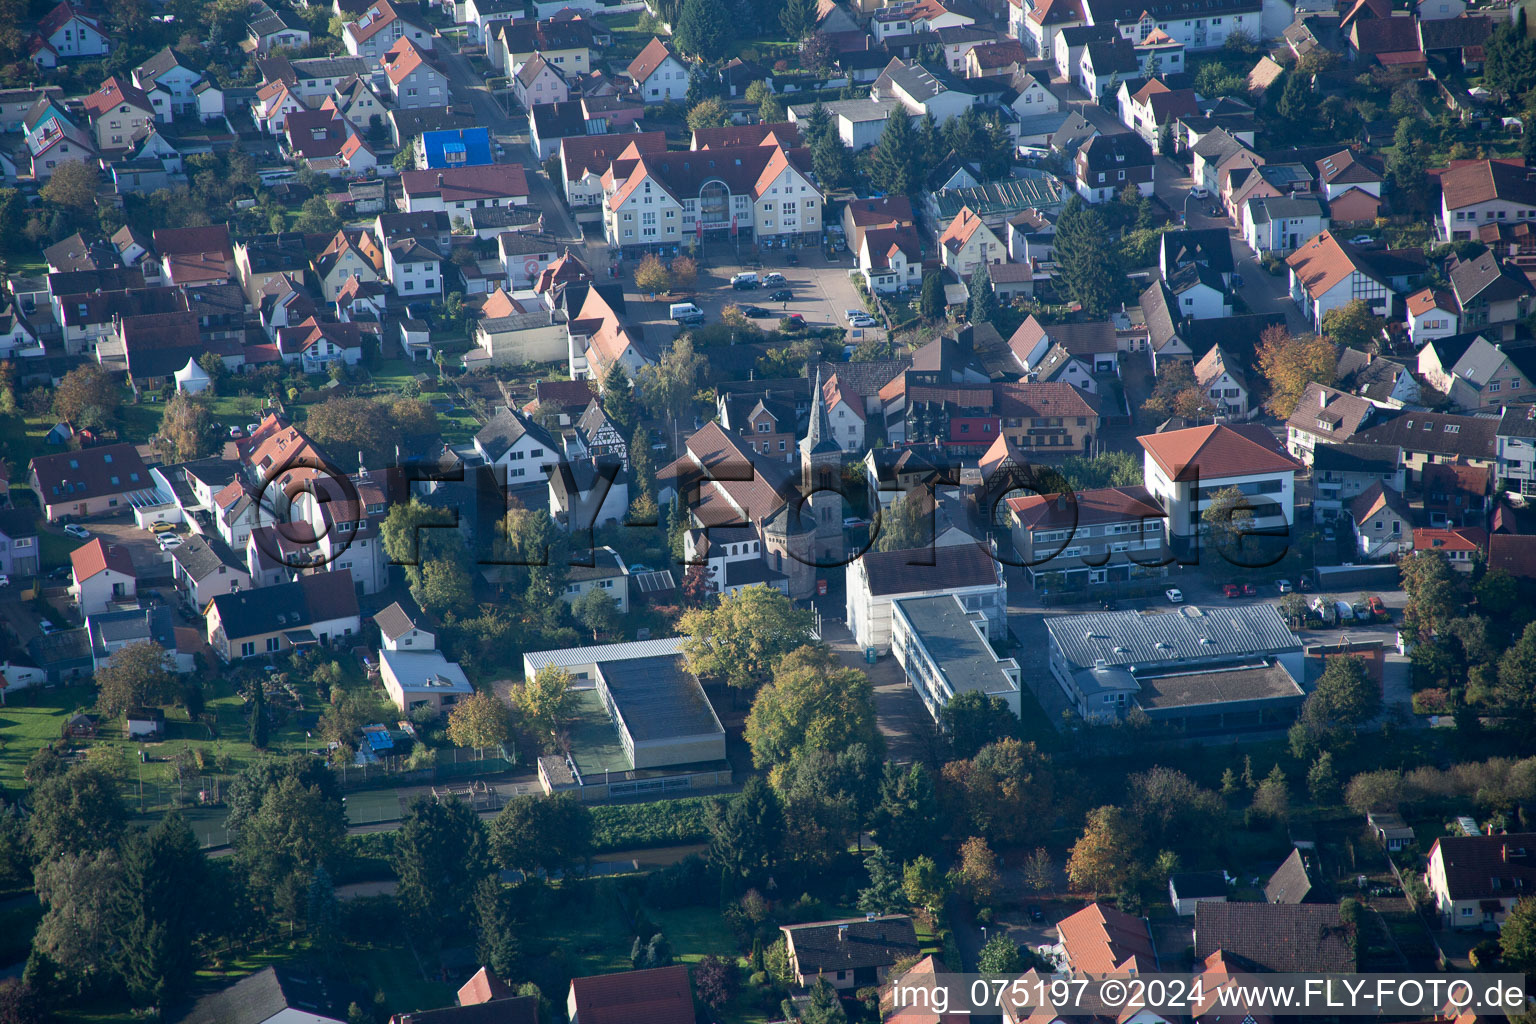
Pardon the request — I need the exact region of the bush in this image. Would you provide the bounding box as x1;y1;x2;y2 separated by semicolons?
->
1411;688;1451;715
590;796;715;852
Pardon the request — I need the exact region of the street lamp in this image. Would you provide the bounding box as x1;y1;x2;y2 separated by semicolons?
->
981;926;988;944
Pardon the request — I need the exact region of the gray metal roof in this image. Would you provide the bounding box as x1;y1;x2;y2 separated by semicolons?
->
1046;604;1300;671
523;636;686;673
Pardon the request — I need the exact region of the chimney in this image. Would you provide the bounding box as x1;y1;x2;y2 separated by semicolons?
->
437;172;444;187
1318;389;1328;409
838;925;849;941
1056;493;1067;511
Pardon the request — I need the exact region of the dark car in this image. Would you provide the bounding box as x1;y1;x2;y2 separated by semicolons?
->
1222;584;1241;599
785;253;800;265
1241;583;1257;597
739;305;769;317
1028;905;1045;923
783;312;806;328
769;289;793;302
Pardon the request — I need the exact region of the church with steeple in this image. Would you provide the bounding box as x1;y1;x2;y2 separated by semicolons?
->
800;368;846;565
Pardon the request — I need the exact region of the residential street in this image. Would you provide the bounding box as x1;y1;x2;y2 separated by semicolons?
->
435;40;586;246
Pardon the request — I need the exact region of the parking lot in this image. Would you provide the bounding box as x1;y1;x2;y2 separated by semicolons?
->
623;245;884;349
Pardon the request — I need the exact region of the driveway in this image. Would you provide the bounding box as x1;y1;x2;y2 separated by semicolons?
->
627;246;880;349
820;616;937;765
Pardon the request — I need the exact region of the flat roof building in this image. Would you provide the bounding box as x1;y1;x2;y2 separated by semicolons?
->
378;649;473;715
522;637;727;782
1045;604;1304;729
892;594;1020;723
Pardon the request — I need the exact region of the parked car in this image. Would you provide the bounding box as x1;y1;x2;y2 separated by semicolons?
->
1321;525;1336;541
246;422;260;435
1298;576;1313;592
158;535;183;551
1190;186;1211;199
148;522;176;535
761;272;787;286
39;619;58;635
731;272;760;289
783;312;806;328
1242;583;1257;597
1276;579;1292;593
842;516;865;528
1367;595;1387;619
227;425;244;438
0;575;9;588
1349;234;1374;245
63;524;90;539
850;314;877;328
785;253;799;265
739;305;769;317
1028;905;1045;923
1222;583;1241;599
769;289;793;302
1166;588;1184;603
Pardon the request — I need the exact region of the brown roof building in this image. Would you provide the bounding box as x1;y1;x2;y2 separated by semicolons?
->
567;966;693;1024
1193;902;1356;973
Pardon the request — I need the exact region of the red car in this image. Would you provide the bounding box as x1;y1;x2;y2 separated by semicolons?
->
1222;584;1241;599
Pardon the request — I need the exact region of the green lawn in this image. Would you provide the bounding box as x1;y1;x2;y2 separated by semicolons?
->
0;684;95;789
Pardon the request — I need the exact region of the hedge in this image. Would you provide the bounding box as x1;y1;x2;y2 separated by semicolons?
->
590;795;717;852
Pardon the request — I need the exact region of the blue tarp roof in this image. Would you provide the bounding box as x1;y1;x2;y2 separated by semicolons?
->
420;127;493;169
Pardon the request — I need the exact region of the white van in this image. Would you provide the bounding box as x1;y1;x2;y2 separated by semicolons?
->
731;272;759;289
670;302;705;324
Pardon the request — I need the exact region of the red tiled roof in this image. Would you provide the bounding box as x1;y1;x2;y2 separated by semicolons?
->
1138;423;1300;482
1440;159;1536;212
1488;533;1536;579
1058;902;1158;975
1428;833;1536;901
402;164;529;204
568;966;693;1024
1007;484;1164;530
938;206;988;253
626;37;680;84
82;75;153;118
71;538;135;581
993;380;1101;419
1412;526;1485;555
560;130;666;181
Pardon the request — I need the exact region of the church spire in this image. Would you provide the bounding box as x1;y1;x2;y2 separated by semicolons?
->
801;366;840;460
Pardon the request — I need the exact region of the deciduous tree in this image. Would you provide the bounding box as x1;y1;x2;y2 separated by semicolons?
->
28;764;127;861
902;854;948;914
513;665;580;742
744;646;881;770
95;642;176;720
1066;805;1137;893
40;161;99;211
489;794;593;877
573;585;619;640
941;738;1054;846
52;363;120;428
680;584;816;691
940;691;1016;760
634;253;672;295
1321;298;1385;352
977;934;1024;974
447;692;513;750
952;835;999;904
159;392;214;461
1256;325;1337;417
685;97;731;132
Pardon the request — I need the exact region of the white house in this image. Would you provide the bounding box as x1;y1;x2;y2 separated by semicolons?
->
1244;194;1329;255
858;226;924;294
29;1;109;65
473;408;560;481
1138;423;1299;541
384;237;442;298
1286;230;1392;331
69;539;136;616
343;0;434;58
1439;159;1536;243
625;38;688;101
1405;287;1460;347
376;600;436;651
846;542;1005;654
